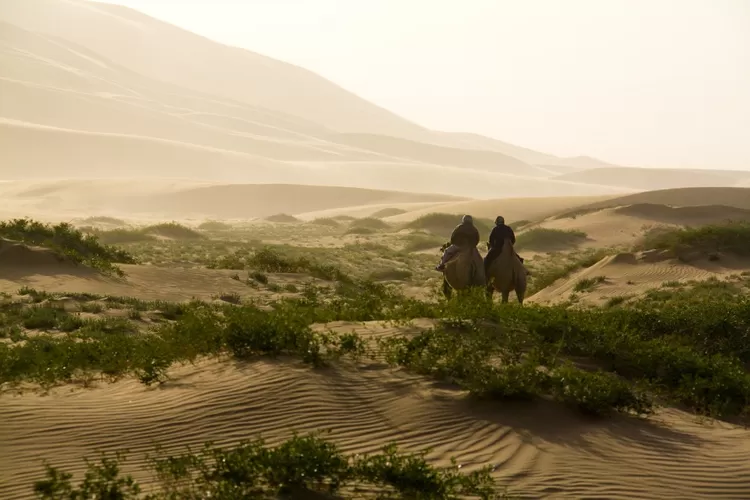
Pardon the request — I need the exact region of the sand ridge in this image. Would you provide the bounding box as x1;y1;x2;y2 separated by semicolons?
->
3;338;750;499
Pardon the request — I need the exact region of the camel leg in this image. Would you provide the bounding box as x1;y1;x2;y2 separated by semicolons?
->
501;291;510;304
442;277;452;299
516;290;525;305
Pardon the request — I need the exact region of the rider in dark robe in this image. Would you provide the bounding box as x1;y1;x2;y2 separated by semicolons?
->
435;215;480;271
484;216;524;275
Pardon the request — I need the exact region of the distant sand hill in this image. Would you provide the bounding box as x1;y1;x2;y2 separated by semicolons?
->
1;0;748;196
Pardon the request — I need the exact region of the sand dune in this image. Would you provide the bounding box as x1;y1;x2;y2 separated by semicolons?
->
3;318;750;499
554;167;750;190
0;238;86;271
383;195;619;224
529;252;750;306
4;0;747;197
559;187;750;215
0;178;464;220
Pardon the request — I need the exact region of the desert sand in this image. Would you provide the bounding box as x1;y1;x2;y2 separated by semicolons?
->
3;188;750;498
3;0;750;497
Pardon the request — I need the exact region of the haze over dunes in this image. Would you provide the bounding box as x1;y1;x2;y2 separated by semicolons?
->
3;1;750;499
1;0;748;199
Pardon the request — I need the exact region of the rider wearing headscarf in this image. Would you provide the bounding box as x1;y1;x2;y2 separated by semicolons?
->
484;216;522;275
435;214;480;271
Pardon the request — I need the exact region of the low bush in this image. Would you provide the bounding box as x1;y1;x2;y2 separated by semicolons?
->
198;220;232;231
403;213;492;239
33;433;506;499
639;221;750;256
309;217;340;227
143;222;204;240
515;228;587;251
265;213;300;223
370;207;407;218
0;218;135;275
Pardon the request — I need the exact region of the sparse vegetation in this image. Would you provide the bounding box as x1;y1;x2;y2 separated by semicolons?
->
309;217;340;227
515;228;587;251
349;217;390;230
526;248;612;294
639;221;750;257
403;213;492;238
143;222;205;240
265;213;300;223
573;275;607;292
371;207;407;218
209;247;352;283
7;208;750;500
198;220;232;231
33;433;506;499
77;216;127;226
0;218;135;276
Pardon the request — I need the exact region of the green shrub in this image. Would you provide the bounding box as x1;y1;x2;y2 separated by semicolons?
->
143;222;205;240
370;207;407;218
0;218;135;275
265;213;300;223
639;221;750;256
309;217;340;227
403;213;492;239
198;220;232;231
573;275;607;292
33;433;504;499
515;228;587;251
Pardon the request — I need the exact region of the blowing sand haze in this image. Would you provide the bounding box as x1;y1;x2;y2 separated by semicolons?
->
2;0;750;498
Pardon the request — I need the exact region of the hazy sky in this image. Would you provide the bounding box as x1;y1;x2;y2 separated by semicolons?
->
97;0;749;170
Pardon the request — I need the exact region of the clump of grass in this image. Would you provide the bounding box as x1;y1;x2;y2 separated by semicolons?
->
573;275;607;292
249;270;269;284
198;220;232;231
515;228;587;251
605;295;630;307
265;213;300;223
210;247;351;283
88;228;155;244
33;433;504;499
349;217;391;230
143;222;205;240
309;217;340;227
344;226;376;235
527;249;612;294
370;207;407;218
401;234;445;253
78;216;127;226
508;219;531;230
403;213;491;238
369;268;413;281
639;221;750;257
0;218;135;276
217;292;242;304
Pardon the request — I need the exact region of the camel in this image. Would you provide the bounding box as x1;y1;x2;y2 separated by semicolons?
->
486;238;527;304
442;246;486;298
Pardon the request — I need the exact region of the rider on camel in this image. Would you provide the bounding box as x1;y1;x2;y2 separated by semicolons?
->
484;216;525;276
435;215;480;271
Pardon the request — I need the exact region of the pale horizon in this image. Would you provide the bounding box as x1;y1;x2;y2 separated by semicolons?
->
90;0;750;171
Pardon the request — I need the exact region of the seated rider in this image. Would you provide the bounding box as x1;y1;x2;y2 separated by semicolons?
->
435;214;480;271
484;216;524;275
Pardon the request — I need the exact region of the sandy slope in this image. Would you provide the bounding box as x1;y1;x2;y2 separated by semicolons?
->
554;167;750;190
384;195;619;224
528;252;750;306
0;178;467;221
562;187;750;213
3;328;750;499
2;247;750;498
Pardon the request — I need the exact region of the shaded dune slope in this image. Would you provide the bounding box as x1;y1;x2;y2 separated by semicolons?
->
2;352;750;499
